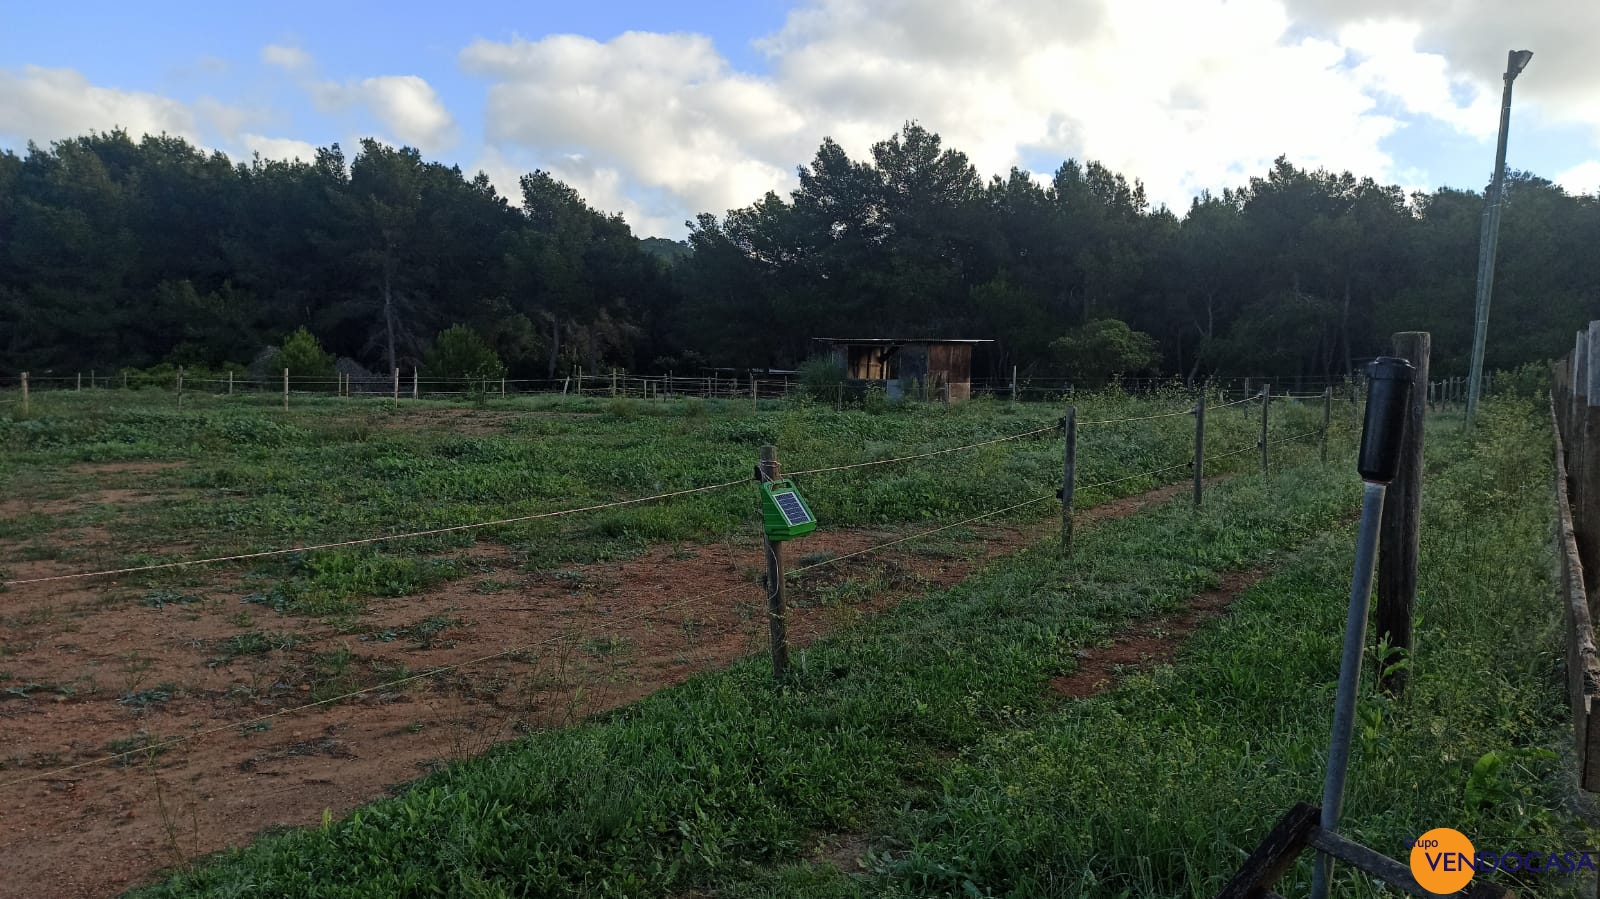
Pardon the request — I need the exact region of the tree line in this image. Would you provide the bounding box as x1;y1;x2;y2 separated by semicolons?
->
1;124;1595;383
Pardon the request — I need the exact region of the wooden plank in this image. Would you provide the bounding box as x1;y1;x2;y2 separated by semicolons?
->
1306;828;1434;898
1212;803;1319;899
1551;395;1600;791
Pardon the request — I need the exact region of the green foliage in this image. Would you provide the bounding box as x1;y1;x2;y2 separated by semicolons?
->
2;127;1593;388
279;327;335;378
1050;318;1161;386
423;324;506;382
797;355;847;400
116;401;1587;899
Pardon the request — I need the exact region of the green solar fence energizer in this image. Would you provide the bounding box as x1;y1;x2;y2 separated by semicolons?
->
760;479;817;541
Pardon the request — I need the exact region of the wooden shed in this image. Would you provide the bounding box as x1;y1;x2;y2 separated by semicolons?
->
814;338;992;402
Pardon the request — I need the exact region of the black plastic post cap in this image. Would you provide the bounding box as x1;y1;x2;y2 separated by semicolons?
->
1357;356;1416;483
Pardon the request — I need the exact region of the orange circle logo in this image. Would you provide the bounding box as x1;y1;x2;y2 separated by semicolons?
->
1410;828;1476;894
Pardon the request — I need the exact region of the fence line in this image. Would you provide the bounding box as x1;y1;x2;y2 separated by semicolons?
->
785;423;1059;477
0;477;750;587
0;391;1349;804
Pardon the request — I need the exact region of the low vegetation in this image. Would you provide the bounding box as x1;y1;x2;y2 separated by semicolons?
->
121;398;1580;897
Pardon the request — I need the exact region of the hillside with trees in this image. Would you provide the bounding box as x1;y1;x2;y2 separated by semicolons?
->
1;124;1595;383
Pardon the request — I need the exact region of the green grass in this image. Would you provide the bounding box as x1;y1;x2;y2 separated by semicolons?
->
1;386;1336;615
122;399;1586;898
123;397;1405;898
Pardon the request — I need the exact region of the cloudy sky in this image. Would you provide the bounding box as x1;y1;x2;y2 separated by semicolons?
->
3;0;1597;238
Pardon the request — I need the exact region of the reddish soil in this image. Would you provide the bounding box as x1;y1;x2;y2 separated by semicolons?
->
1049;567;1271;697
0;480;1193;899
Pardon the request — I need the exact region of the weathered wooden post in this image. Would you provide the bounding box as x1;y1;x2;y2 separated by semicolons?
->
20;371;28;416
392;368;400;401
1376;332;1429;694
75;372;81;392
1582;321;1600;576
1193;390;1206;507
282;367;289;410
176;366;184;405
1061;407;1077;556
1259;384;1271;475
227;370;233;395
562;377;570;396
757;445;789;680
1321;386;1332;463
751;374;758;411
611;368;618;397
1011;364;1018;403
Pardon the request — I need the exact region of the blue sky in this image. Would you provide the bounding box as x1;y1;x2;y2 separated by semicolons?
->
3;0;1597;237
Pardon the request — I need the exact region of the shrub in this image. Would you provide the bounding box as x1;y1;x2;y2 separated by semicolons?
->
423;325;506;383
798;355;847;400
279;327;335;378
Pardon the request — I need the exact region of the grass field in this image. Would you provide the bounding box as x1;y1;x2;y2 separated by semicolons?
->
82;395;1590;898
0;386;1341;898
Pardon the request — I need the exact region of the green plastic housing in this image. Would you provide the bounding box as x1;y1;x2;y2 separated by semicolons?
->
760;479;817;541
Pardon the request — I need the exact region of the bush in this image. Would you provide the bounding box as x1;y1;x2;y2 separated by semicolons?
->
1050;318;1160;387
279;327;335;378
423;325;506;383
797;355;847;400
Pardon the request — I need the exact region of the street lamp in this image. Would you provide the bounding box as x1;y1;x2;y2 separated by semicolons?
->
1465;49;1532;426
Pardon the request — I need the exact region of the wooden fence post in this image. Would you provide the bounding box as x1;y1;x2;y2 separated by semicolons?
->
227;371;233;396
562;377;570;396
1260;384;1271;475
1011;364;1018;403
1193;390;1206;507
1061;407;1077;556
751;375;758;411
392;368;399;401
1321;386;1332;463
282;368;289;410
176;366;184;405
20;372;28;416
757;445;789;680
1582;321;1600;577
1377;331;1429;694
611;369;618;397
76;372;81;392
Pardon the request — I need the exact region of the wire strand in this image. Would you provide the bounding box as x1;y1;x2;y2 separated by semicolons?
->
784;423;1058;477
0;477;749;587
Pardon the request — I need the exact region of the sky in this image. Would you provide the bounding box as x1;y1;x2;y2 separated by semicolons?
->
3;0;1598;239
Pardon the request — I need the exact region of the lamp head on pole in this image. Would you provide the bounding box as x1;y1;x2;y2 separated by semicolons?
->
1507;50;1533;79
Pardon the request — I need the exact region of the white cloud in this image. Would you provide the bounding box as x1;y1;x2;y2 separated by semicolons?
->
311;75;457;153
262;44;313;72
243;133;320;162
463;31;804;219
462;0;1430;228
1281;0;1600;143
1556;160;1600;197
0;64;238;146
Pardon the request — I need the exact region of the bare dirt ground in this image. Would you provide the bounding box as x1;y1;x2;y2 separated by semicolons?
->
0;479;1191;899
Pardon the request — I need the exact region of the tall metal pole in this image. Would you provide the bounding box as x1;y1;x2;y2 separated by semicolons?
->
1310;357;1415;899
1466;49;1533;426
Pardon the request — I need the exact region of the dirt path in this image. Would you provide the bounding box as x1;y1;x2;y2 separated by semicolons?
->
0;481;1194;899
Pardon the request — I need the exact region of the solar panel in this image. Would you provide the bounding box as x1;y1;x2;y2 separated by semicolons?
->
772;491;813;526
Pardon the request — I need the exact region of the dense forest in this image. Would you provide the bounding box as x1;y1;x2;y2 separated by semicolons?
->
1;123;1596;383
